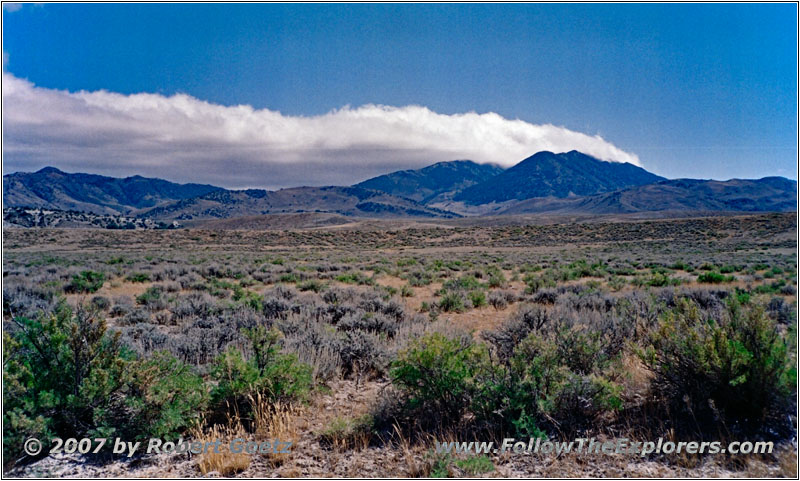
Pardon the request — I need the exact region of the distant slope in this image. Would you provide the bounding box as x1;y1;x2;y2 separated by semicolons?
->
455;151;665;205
355;160;504;203
499;177;798;215
3;167;222;215
184;212;355;230
138;186;460;220
3;207;177;229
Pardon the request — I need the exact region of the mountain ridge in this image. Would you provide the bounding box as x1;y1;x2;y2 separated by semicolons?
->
3;167;222;215
498;177;797;215
4;153;796;223
135;185;460;220
355;159;504;203
454;150;666;205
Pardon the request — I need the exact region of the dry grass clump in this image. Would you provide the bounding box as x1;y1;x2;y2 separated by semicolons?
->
319;414;374;452
193;395;298;475
249;395;298;467
193;422;251;476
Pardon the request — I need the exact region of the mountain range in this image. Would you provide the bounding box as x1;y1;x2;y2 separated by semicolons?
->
355;160;504;204
137;186;459;220
3;151;796;225
3;167;221;215
498;177;798;215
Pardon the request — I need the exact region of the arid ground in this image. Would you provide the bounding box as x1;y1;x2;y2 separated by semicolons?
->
3;213;797;477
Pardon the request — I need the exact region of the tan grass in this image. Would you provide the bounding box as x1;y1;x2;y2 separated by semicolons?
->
193;395;299;475
249;394;297;467
193;422;251;476
777;446;798;478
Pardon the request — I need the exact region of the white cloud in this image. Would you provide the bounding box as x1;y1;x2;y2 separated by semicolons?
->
2;3;23;13
2;72;641;188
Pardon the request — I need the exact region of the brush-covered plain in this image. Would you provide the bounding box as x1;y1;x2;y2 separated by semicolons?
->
3;213;797;477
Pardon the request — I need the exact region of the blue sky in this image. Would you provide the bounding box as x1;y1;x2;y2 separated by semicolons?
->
2;3;797;187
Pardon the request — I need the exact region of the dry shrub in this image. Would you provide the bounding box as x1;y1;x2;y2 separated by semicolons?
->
194;395;297;475
193;422;251;476
776;446;799;478
249;395;297;467
393;424;430;478
319;414;373;452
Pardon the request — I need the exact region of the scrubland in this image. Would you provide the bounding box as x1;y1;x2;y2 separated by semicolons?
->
3;213;797;477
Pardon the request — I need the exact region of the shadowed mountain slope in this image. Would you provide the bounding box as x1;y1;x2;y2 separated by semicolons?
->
3;167;222;215
499;177;797;215
137;186;460;220
454;150;665;205
355;160;504;203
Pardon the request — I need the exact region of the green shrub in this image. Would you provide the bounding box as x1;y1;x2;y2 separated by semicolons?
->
3;304;127;462
753;280;786;295
647;272;680;287
478;323;624;437
735;288;751;305
406;270;433;287
3;303;212;467
455;455;494;475
389;334;490;427
468;290;487;308
396;258;418;267
278;273;299;283
669;261;688;271
125;351;208;439
523;274;557;294
233;286;262;311
697;271;734;284
607;275;626;291
126;272;151;283
555;327;609;375
487;333;567;437
641;298;795;434
488;271;507;289
438;291;466;313
136;286;163;306
610;266;636;276
211;326;312;415
319;414;374;449
297;280;326;292
335;272;374;285
429;453;453;478
442;275;484;291
388;324;625;439
66;270;105;293
565;259;606;279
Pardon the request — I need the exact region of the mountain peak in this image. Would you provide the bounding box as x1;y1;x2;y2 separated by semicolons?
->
36;166;65;175
454;150;665;205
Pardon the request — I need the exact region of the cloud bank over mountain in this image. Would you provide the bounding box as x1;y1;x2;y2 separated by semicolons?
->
2;73;641;189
